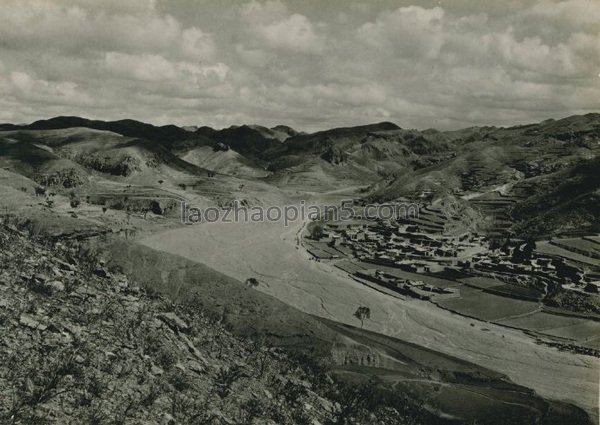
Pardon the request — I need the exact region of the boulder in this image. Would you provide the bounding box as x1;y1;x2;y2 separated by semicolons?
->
47;280;65;292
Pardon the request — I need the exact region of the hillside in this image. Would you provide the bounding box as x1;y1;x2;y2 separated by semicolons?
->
14;116;197;147
0;222;439;425
366;114;600;237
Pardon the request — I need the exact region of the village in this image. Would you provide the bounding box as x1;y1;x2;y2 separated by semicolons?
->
303;203;600;304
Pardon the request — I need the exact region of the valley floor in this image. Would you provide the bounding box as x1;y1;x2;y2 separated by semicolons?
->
141;205;599;417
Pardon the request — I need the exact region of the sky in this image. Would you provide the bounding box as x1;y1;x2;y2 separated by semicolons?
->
0;0;598;131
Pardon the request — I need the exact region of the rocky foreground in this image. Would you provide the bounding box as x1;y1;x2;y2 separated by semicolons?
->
0;222;425;425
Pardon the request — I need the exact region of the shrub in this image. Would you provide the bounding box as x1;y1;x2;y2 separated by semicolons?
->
213;365;245;398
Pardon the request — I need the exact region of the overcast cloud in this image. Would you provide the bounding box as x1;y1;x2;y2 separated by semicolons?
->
0;0;598;131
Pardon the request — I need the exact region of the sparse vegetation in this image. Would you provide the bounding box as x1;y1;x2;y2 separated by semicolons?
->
0;224;434;424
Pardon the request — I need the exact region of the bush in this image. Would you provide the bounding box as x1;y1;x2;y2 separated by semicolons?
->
213;365;245;398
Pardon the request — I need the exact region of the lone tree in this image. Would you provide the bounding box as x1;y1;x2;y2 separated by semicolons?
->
245;277;259;288
353;306;371;328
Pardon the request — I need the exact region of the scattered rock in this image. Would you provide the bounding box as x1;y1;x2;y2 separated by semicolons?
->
19;314;47;331
93;268;109;278
151;364;164;376
47;280;65;292
34;273;50;282
181;335;207;363
188;360;206;375
160;413;175;425
209;409;235;425
157;312;188;332
315;396;334;413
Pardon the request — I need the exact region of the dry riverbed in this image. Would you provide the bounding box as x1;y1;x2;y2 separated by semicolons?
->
142;215;599;416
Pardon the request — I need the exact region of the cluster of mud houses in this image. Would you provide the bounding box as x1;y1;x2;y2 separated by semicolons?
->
356;270;459;301
470;249;597;294
318;219;485;273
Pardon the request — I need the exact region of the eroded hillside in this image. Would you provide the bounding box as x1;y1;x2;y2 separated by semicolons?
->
0;222;434;425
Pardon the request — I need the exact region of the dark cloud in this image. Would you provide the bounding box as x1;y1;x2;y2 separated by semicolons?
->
0;0;598;130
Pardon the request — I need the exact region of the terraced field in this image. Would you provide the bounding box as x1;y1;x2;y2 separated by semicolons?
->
552;238;600;259
536;239;600;269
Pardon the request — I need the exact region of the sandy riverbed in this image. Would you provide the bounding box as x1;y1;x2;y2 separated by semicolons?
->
141;213;599;414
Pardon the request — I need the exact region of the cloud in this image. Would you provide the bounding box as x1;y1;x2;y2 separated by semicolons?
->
237;0;324;54
0;0;597;130
7;71;93;107
255;13;322;54
357;6;446;61
0;0;214;61
526;0;600;30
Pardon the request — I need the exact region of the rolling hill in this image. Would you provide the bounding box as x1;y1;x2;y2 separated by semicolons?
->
1;113;598;236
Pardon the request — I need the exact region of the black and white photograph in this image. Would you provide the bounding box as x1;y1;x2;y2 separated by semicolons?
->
0;0;599;424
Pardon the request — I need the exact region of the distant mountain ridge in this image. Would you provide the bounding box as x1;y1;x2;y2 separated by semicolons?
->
1;113;599;236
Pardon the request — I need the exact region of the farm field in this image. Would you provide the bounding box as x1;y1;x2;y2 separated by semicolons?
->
486;283;544;300
335;260;368;275
498;311;584;331
536;241;600;268
460;276;504;289
540;321;600;341
552;238;600;259
584;236;600;244
436;291;540;321
583;337;600;349
555;237;600;251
